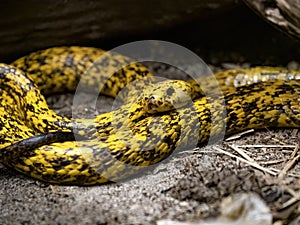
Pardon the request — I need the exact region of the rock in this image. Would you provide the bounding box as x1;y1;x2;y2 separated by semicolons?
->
243;0;300;40
0;0;238;61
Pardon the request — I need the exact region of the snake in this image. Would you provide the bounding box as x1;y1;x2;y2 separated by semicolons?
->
0;46;299;185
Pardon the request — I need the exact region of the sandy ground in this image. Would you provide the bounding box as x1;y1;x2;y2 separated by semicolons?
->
1;61;300;225
1;129;299;225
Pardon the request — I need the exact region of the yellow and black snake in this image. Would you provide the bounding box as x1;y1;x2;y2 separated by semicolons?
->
0;46;299;185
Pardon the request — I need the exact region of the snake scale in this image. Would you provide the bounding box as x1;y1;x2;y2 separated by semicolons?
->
0;46;299;185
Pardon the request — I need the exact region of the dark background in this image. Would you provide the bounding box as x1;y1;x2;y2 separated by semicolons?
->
0;0;299;65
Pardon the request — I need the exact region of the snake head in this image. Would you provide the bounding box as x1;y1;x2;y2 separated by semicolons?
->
128;80;194;121
141;80;194;114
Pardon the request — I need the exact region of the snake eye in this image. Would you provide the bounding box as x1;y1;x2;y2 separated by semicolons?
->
166;87;175;96
141;149;154;161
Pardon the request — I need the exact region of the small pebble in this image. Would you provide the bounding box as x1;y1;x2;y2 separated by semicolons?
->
287;61;300;70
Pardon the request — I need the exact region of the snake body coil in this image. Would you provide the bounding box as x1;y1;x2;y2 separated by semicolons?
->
0;46;299;185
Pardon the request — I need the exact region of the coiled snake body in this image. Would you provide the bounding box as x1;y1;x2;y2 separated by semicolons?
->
0;46;299;185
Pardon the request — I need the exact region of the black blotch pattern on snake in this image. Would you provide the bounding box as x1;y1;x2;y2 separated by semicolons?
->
0;46;299;185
